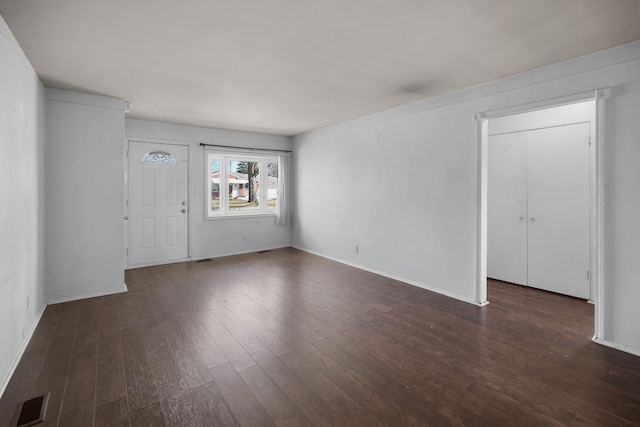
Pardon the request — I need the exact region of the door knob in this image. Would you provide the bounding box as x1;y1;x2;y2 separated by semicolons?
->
182;201;187;205
530;217;535;221
181;208;187;213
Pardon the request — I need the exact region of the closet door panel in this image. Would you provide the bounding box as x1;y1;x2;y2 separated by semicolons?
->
487;132;528;286
527;123;590;299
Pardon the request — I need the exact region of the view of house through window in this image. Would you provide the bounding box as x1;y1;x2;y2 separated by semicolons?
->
229;160;260;210
207;152;278;217
210;158;220;212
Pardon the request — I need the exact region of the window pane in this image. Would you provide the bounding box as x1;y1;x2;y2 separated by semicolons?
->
267;162;278;209
229;160;260;210
143;151;176;164
211;158;220;212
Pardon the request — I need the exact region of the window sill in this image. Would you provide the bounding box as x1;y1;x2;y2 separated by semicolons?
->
205;212;277;221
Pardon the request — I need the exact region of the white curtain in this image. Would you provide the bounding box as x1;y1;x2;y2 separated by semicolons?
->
275;153;291;225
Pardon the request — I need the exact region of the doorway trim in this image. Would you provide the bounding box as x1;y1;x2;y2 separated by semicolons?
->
474;88;610;340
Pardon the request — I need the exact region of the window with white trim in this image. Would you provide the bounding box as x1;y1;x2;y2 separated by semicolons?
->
206;152;279;217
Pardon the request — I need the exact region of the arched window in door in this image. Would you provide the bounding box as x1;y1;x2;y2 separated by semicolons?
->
142;151;176;165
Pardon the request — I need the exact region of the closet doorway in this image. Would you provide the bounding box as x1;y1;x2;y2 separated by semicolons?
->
487;113;592;300
477;89;610;340
477;98;608;302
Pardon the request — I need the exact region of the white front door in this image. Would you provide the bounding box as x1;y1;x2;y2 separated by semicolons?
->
127;141;189;267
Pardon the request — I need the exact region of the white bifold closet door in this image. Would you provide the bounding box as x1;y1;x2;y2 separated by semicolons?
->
488;123;590;300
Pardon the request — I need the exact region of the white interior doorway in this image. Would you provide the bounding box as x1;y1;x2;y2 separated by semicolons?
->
488;107;593;300
127;141;190;267
475;89;610;340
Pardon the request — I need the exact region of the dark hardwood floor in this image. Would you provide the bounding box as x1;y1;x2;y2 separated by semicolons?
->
1;247;639;426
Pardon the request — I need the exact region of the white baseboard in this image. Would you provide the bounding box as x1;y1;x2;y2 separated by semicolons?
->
0;303;47;399
592;337;640;358
46;282;128;305
293;246;486;307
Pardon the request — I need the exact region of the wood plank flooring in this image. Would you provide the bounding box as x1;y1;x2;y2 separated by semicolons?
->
1;247;639;426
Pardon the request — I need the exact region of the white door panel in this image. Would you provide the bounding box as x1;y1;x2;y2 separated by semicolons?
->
487;131;528;286
128;142;189;267
527;124;590;299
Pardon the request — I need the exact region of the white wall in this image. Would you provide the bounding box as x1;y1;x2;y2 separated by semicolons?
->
45;89;127;303
125;119;292;261
293;41;640;353
0;16;46;395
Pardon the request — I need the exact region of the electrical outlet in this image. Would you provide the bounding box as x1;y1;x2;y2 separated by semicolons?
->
26;296;29;309
355;245;359;253
242;234;247;241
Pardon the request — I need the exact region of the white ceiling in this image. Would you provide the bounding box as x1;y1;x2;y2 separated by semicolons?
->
1;0;639;136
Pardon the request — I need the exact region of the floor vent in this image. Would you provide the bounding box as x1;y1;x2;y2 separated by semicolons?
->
13;393;49;427
257;250;272;254
195;258;214;263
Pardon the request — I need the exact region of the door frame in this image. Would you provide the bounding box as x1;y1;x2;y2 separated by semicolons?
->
125;138;191;269
474;88;610;340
